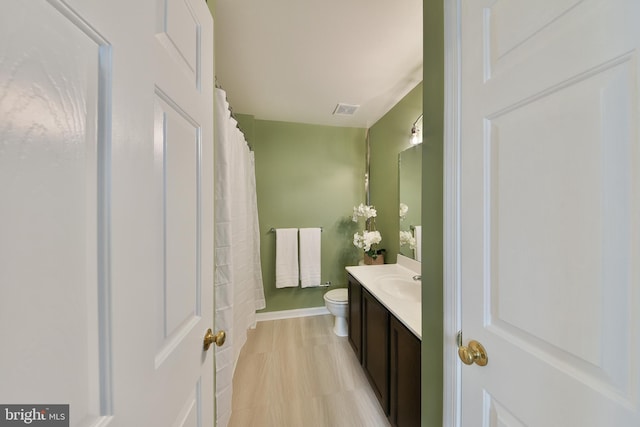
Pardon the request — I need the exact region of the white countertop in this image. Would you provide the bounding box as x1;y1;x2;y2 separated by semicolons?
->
346;255;422;339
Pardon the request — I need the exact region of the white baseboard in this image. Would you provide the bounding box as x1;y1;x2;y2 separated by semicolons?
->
256;306;330;322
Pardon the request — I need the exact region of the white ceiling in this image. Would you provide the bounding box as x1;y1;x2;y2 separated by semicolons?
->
214;0;423;128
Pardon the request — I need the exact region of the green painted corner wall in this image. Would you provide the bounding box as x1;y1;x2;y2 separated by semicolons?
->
235;113;255;144
369;82;423;265
240;81;423;313
422;0;445;425
247;119;367;312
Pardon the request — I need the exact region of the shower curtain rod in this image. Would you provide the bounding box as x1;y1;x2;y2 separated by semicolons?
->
215;76;253;151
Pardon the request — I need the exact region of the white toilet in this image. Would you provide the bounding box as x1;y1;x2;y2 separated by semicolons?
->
323;288;349;337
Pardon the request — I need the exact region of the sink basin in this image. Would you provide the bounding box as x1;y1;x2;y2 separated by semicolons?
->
376;275;421;301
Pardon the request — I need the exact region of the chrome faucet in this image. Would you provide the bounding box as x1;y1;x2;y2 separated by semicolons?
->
412;275;421;281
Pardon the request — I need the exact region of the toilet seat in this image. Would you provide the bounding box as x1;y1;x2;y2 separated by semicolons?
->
324;288;348;303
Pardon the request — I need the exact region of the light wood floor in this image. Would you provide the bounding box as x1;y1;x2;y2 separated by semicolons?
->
228;314;391;427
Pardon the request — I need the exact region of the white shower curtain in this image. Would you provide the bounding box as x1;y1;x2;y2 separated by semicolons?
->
214;88;266;427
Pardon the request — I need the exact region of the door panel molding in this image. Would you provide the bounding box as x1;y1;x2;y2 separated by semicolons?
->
155;0;202;88
484;0;584;80
484;391;527;427
481;52;634;402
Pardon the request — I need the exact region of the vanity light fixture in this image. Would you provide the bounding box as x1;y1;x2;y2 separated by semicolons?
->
410;114;423;145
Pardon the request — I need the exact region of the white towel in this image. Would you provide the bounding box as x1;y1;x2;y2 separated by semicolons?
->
275;228;299;288
413;226;422;262
299;228;321;288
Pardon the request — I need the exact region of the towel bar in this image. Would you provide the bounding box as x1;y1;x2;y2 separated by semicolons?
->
269;227;323;233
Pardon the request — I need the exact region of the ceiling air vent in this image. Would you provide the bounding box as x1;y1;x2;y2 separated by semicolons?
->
333;103;359;116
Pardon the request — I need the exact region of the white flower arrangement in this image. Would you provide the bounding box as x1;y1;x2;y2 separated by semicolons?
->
352;203;377;222
399;203;415;250
352;203;384;259
399;203;408;221
353;230;382;252
399;230;416;250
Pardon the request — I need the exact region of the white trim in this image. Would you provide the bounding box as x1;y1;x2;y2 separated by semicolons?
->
443;0;462;426
255;306;330;322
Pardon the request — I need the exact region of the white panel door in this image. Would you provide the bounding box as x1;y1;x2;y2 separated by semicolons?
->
0;2;109;423
151;0;215;426
0;0;214;426
458;0;640;426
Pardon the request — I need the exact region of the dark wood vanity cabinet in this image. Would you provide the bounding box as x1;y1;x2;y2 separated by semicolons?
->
347;274;362;362
362;288;390;415
389;316;421;427
347;274;421;426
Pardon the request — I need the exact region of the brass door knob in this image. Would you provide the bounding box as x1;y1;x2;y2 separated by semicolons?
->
203;328;226;351
457;331;488;366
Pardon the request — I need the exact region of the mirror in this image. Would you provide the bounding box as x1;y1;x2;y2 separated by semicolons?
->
399;144;422;260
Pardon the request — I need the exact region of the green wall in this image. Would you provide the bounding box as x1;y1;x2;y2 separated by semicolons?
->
369;82;423;264
235;113;255;145
239;81;423;313
243;118;367;312
422;0;444;425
